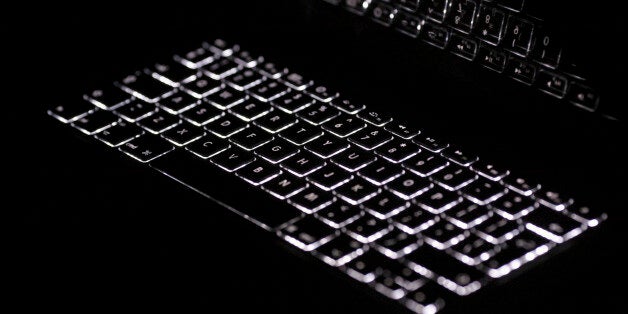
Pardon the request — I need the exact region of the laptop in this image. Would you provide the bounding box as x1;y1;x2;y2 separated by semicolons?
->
15;0;625;312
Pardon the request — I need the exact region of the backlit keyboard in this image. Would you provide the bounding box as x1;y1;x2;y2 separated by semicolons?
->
48;38;607;313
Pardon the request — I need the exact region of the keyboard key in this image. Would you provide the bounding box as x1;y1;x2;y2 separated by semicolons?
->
335;177;380;205
205;86;247;109
182;76;223;99
433;165;477;191
95;120;143;147
449;35;478;60
117;101;156;122
503;175;541;196
421;22;450;49
524;206;585;243
297;103;341;125
48;101;94;123
117;72;174;103
119;134;174;163
478;45;507;72
175;46;216;68
374;229;421;259
307;164;353;190
415;186;462;214
362;191;409;219
445;201;492;229
358;160;404;185
161;122;204;146
281;151;325;176
345;214;392;243
534;189;573;211
490;193;536;220
205;115;247;138
348;128;393;150
148;61;197;86
314;234;366;266
230;126;273;150
210;146;255;171
181;103;223;126
250;80;290;102
475;4;506;45
84;86;131;110
203;58;240;79
185;134;230;158
281;72;313;90
474;215;523;244
537;70;568;98
331;147;376;172
373;275;406;300
375;139;420;163
343;0;372;15
395;10;422;37
447;0;478;33
321;114;366;137
305;134;350;158
262;173;308;199
403;150;449;177
532;27;562;68
567;83;600;112
386;173;432;200
237;160;281;185
449;234;498;266
503;16;534;55
420;0;448;22
255;139;299;163
461;178;506;205
272;91;315;113
412;133;449;152
370;1;397;26
231;47;262;67
226;68;264;90
158;92;199;114
344;250;390;283
281;216;337;251
204;38;234;56
254;110;297;133
471;160;509;181
331;98;365;114
138;112;179;134
441;146;478;166
357;110;393;127
230;99;272;121
257;60;287;79
392;205;439;234
506;57;537;84
384;122;420;140
315;201;363;228
404;282;446;314
289;186;335;214
152;150;300;229
279;123;323;145
483;230;551;278
567;203;608;227
72;110;118;135
405;246;484;295
422;220;469;250
307;84;339;102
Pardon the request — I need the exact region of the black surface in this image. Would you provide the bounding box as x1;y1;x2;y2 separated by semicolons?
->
8;1;627;313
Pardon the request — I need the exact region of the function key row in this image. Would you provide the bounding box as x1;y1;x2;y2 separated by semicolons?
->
330;0;600;112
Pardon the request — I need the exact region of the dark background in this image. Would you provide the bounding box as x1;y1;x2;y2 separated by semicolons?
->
7;1;627;313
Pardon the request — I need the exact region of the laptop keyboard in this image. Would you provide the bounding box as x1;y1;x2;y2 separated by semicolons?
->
322;0;602;115
48;38;607;314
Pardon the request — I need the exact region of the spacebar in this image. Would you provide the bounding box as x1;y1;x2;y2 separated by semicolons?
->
150;149;302;230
